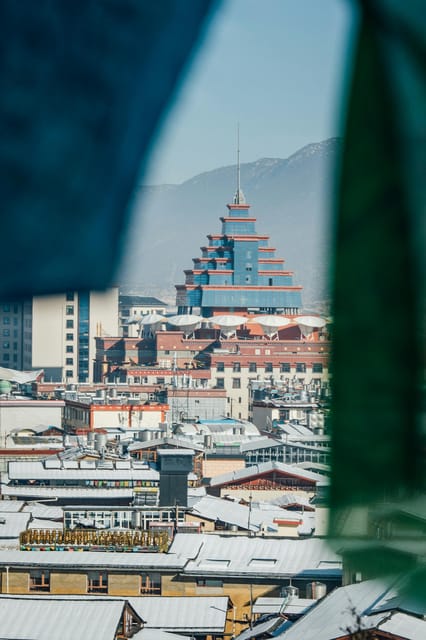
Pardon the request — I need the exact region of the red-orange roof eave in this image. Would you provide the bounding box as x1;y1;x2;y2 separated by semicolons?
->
220;217;257;223
258;271;293;276
226;203;251;209
200;285;303;291
223;236;269;242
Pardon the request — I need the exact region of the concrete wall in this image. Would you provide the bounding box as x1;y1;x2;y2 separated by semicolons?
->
202;457;245;479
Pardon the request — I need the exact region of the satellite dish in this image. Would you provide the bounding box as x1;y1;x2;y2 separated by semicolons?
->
247;315;291;339
167;314;201;337
208;315;246;338
295;315;327;340
138;313;166;325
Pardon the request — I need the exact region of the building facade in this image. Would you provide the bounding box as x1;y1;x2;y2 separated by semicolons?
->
176;190;302;316
0;289;119;383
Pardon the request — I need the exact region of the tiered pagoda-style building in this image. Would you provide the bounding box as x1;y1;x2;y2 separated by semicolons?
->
176;186;302;317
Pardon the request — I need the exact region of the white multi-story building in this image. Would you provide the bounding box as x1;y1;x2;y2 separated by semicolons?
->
0;288;118;383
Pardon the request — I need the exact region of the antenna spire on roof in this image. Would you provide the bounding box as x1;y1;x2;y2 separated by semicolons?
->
233;123;246;204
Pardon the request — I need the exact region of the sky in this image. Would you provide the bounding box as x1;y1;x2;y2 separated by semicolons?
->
142;0;358;186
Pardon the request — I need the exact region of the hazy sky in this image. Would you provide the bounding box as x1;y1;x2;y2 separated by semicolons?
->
143;0;358;186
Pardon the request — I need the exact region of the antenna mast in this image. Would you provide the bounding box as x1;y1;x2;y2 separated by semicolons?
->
233;123;245;205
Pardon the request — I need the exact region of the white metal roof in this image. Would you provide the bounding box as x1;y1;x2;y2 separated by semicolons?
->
190;495;306;533
0;550;187;569
128;596;229;632
208;461;326;487
236;616;292;640
274;577;426;640
0;500;25;512
8;460;159;480
22;502;64;520
1;484;139;499
128;437;205;453
133;630;188;640
253;596;317;616
169;534;342;578
0;512;30;539
0;595;138;640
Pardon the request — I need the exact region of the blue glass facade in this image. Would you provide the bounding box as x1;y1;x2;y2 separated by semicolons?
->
78;292;90;382
176;196;302;315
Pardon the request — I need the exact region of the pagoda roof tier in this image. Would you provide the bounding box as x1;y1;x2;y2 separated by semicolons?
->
258;247;276;252
258;270;294;276
226;203;251;210
199;284;303;291
220;216;257;223
258;258;285;264
224;235;270;241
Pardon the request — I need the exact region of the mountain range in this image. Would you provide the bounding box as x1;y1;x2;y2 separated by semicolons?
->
120;137;342;308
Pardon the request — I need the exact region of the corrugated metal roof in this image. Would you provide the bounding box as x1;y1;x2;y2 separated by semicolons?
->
0;596;135;640
208;461;326;487
8;460;159;480
273;578;426;640
1;484;139;498
0;550;186;569
169;534;342;578
129;596;229;632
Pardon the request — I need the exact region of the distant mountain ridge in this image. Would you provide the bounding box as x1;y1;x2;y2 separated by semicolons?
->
121;137;342;308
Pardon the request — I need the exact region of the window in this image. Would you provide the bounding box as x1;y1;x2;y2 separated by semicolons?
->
66;357;74;365
245;275;251;283
312;363;323;373
249;362;257;372
3;317;10;325
13;342;17;350
2;304;10;312
66;292;74;301
265;362;273;372
3;354;9;361
3;342;9;349
66;333;73;341
66;319;74;329
268;278;273;286
246;263;252;271
296;363;306;373
196;578;223;587
233;362;241;372
87;571;108;593
216;378;224;389
66;305;74;315
66;345;74;353
280;362;291;372
66;369;73;378
232;378;241;389
29;570;50;592
216;362;224;372
140;572;161;594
